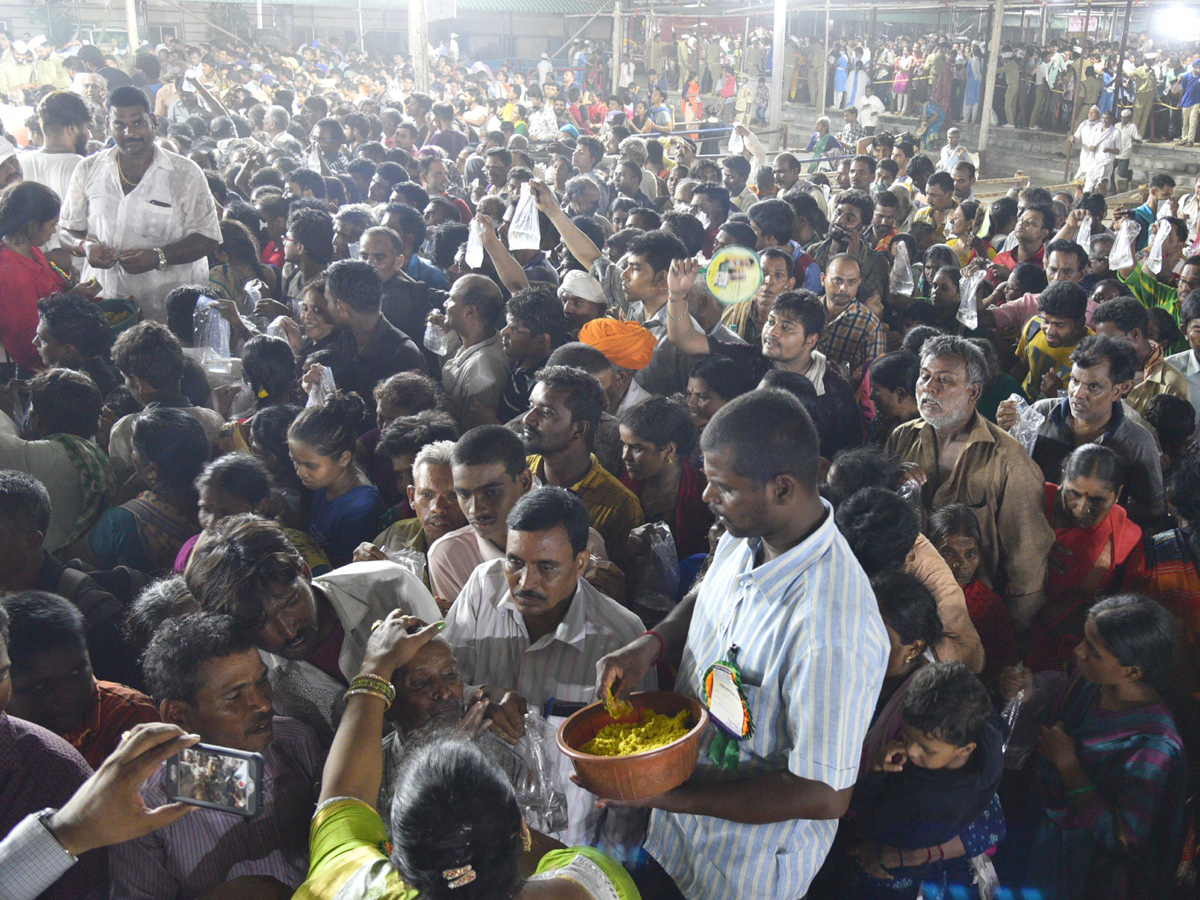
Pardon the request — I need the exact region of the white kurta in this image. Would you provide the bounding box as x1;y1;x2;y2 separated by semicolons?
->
60;146;222;322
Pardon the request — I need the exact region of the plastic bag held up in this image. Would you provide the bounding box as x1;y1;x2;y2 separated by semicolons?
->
1109;218;1140;271
508;182;541;251
957;270;986;330
1146;219;1171;276
1005;393;1045;455
465;218;485;268
305;364;336;408
889;241;915;295
380;546;427;585
633;521;680;613
193;297;232;371
1074;212;1093;254
514;710;569;834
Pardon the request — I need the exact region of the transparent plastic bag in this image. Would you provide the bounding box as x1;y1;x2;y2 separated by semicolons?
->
1158;198;1173;220
957;270;986;330
1005;393;1045;455
381;546;427;585
423;321;449;356
632;521;680;613
1146;219;1170;276
1074;211;1093;253
1109;218;1140;270
889;241;915;295
193;297;232;373
728;129;745;155
305;364;336;407
465;217;485;268
970;853;1001;900
514;709;569;834
508;182;541;251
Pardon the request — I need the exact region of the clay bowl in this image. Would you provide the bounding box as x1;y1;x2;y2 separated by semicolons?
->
557;691;709;801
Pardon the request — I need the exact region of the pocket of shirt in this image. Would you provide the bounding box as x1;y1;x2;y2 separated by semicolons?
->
133;201;175;245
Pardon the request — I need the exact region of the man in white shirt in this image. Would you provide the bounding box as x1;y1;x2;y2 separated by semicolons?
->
1069;106;1119;192
1113;108;1142;194
858;85;885;135
20;90;90;263
186;515;441;748
536;53;553;86
1178;172;1200;247
443;486;651;848
59;86;220;323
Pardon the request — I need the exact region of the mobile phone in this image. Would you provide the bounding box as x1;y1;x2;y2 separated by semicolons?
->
164;743;264;818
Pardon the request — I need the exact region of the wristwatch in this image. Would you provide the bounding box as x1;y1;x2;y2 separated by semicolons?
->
154;247;168;271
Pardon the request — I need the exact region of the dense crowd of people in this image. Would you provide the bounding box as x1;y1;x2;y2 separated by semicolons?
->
2;25;1200;900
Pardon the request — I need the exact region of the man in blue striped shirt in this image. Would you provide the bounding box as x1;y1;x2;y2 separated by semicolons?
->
597;389;888;900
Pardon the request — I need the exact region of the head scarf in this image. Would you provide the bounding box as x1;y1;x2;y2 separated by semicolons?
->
579;318;657;370
557;270;607;306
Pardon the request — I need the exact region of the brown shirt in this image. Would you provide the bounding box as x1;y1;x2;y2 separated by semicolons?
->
887;411;1055;603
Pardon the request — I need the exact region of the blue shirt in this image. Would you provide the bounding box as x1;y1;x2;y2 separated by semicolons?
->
310;484;383;568
1182;71;1200;108
644;502;888;900
406;254;449;291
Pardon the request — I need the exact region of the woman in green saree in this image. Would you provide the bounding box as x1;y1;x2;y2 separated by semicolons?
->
294;611;642;900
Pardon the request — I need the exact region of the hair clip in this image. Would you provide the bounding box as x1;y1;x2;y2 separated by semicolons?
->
442;865;476;889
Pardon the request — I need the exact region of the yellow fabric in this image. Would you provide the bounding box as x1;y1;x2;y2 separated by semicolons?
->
579;318;657;370
294;798;416;900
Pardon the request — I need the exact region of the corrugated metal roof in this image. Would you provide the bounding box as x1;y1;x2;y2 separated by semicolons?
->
207;0;604;10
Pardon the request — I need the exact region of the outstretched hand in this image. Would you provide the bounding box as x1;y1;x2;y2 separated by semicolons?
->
667;258;700;298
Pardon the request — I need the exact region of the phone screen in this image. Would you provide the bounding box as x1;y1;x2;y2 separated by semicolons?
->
167;744;262;817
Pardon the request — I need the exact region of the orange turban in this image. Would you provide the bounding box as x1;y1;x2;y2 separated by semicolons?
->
578;318;657;370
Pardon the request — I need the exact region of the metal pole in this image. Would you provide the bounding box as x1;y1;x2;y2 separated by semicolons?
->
408;0;429;93
768;0;785;148
612;0;623;96
357;0;364;51
1039;1;1049;46
1112;0;1133;111
549;3;614;62
977;0;1006;175
819;0;830;118
256;0;263;31
1083;0;1092;42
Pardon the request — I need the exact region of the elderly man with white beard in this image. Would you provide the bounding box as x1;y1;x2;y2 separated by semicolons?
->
887;335;1054;630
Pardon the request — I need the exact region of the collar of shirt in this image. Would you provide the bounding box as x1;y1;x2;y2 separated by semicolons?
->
722;498;839;598
1047;394;1125;439
529;452;602;493
451;332;502;364
496;577;592;651
1169;348;1200;376
916;409;996;451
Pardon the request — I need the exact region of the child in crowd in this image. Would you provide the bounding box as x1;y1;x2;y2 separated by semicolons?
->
848;660;1005;899
930;504;1017;686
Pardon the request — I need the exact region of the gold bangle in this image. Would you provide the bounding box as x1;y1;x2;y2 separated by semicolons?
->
344;687;392;709
350;673;396;704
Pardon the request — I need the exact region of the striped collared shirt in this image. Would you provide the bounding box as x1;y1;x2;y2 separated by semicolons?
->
443;558;652;848
644;502;888;900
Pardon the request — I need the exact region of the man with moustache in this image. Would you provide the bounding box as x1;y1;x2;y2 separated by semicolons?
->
443;486;650;847
21;91;90;200
110;613;323;899
887;335;1054;630
186;515;441;747
59;86;220;322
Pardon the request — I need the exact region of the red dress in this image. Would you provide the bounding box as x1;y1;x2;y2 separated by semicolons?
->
0;245;67;370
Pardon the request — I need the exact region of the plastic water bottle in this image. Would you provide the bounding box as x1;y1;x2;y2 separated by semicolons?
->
423;321;448;356
244;280;267;330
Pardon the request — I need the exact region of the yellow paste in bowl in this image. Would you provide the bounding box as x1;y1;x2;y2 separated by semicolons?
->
580;709;691;757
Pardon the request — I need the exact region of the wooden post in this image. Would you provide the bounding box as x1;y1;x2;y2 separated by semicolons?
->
408;0;429;93
819;0;829;118
1112;0;1134;113
612;0;623;94
977;0;1006;175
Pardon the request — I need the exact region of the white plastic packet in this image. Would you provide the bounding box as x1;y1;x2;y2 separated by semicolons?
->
193;297;232;372
1074;212;1093;253
465;217;485;268
381;546;427;584
728;129;745;155
507;182;542;251
889;241;915;295
1146;219;1170;276
1004;393;1045;454
957;270;986;330
1157;198;1173;220
305;364;336;407
1109;218;1140;270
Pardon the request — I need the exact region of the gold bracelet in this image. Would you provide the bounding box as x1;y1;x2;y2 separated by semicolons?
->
350;673;396;704
344;687;392;709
